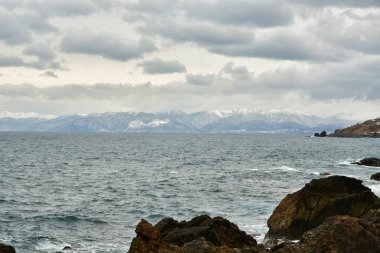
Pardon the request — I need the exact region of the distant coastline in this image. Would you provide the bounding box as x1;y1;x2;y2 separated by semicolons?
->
330;118;380;138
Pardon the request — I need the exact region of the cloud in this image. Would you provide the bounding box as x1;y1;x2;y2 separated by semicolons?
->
39;71;58;78
186;74;214;86
61;30;156;61
23;43;56;61
138;59;186;74
26;0;97;17
292;0;380;7
0;8;32;45
0;56;25;67
140;18;254;46
185;0;293;27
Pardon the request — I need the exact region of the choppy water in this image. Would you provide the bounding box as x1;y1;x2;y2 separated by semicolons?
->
0;133;379;252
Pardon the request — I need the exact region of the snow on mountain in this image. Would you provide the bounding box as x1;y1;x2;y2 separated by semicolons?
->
0;111;57;119
0;110;354;133
128;119;170;129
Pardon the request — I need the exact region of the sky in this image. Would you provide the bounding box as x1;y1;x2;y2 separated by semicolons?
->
0;0;380;120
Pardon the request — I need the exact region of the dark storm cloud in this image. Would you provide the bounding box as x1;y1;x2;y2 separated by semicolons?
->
138;59;187;74
186;0;293;27
61;31;156;61
186;74;215;86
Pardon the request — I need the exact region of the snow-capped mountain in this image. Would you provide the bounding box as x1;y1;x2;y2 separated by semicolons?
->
0;110;354;133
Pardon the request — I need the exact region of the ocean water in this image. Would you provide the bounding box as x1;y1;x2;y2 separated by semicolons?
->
0;133;379;253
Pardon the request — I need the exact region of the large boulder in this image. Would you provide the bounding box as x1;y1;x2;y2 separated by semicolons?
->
354;157;380;167
0;243;16;253
371;172;380;181
272;215;380;253
128;215;263;253
266;176;380;239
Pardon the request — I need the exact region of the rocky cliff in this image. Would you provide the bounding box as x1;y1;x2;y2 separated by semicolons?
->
330;118;380;137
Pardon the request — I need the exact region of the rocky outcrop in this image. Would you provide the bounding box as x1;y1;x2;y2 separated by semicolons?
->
371;172;380;181
330;118;380;137
128;176;380;253
266;176;380;239
272;215;380;253
0;243;16;253
128;215;265;253
314;131;327;137
353;157;380;167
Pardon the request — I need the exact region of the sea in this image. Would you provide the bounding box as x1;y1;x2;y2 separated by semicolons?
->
1;133;379;253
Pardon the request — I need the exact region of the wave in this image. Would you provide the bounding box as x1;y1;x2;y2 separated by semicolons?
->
369;185;380;197
272;166;299;172
30;214;108;225
339;158;355;165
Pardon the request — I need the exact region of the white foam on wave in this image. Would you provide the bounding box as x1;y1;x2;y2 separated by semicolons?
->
168;170;178;174
339;158;355;165
273;166;298;172
35;239;68;252
240;223;268;244
369;185;380;197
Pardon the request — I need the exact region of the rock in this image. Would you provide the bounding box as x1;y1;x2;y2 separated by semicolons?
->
128;215;263;253
354;157;380;167
0;243;16;253
371;172;380;181
62;245;73;250
272;215;380;253
314;131;327;137
266;176;380;240
330;118;380;138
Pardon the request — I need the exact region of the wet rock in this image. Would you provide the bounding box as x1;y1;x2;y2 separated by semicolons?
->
62;245;73;250
272;215;380;253
354;157;380;167
128;215;262;253
266;176;380;240
0;243;16;253
371;172;380;181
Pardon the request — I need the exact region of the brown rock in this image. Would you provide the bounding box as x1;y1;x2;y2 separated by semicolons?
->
266;176;380;240
128;215;262;253
0;243;16;253
330;118;380;138
272;214;380;253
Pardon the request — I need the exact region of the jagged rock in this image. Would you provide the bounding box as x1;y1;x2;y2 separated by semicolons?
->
266;176;380;240
354;157;380;167
128;215;263;253
314;131;327;137
330;118;380;138
0;243;16;253
272;215;380;253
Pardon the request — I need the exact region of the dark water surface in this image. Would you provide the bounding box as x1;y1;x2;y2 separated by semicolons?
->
0;133;379;252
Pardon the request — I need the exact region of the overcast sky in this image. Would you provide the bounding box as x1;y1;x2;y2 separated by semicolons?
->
0;0;380;120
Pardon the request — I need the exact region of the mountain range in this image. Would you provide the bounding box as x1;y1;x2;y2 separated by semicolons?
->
0;110;354;134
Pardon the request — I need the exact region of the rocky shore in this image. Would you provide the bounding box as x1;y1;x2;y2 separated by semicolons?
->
329;118;380;138
3;176;380;253
128;176;380;253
